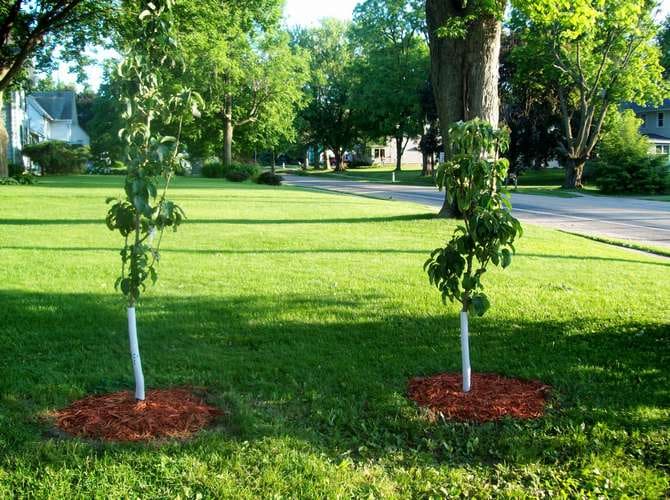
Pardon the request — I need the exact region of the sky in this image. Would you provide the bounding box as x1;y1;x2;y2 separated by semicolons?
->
284;0;358;27
55;0;670;91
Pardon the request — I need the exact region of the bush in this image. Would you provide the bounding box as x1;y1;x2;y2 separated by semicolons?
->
0;177;19;185
4;164;36;185
8;163;24;177
592;110;670;194
224;163;260;182
201;159;260;181
348;159;373;168
201;158;224;178
256;171;284;185
22;141;91;175
88;161;128;176
593;157;669;194
14;171;37;185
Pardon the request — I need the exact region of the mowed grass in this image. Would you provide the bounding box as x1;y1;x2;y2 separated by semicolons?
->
295;165;583;198
0;176;669;498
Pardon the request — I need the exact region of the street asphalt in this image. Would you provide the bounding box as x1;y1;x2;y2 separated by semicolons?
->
284;174;670;250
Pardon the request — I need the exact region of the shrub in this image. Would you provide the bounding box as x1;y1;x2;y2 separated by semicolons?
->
224;163;260;182
592;110;670;194
14;171;37;185
593;157;669;194
201;158;224;178
87;161;128;176
22;141;91;175
0;177;19;185
256;171;284;185
348;159;373;168
8;163;24;177
225;170;250;182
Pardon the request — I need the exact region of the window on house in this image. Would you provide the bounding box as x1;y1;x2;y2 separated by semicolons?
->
374;148;386;159
659;112;665;127
655;144;670;155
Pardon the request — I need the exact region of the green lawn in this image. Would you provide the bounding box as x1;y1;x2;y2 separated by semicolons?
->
294;165;583;198
1;176;669;497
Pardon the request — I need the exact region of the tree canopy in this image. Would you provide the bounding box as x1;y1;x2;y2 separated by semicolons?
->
351;0;429;171
512;0;666;188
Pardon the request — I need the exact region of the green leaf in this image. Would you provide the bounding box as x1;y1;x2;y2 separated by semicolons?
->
470;294;491;317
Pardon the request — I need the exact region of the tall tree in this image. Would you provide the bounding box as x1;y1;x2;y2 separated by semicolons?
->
501;12;562;173
513;0;666;189
0;0;112;176
294;19;360;171
425;0;507;216
351;0;429;172
171;0;304;167
657;14;670;79
418;79;440;176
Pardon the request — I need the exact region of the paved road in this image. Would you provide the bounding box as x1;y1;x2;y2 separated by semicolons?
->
284;175;670;249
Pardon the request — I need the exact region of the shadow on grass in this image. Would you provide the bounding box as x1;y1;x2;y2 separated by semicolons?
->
0;214;436;226
0;290;668;469
2;246;668;268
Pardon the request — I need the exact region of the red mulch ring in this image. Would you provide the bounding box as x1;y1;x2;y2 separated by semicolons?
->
54;388;222;442
408;373;551;423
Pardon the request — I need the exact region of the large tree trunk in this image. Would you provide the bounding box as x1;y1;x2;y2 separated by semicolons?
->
333;148;345;172
395;135;403;172
223;95;234;168
422;151;429;176
0;90;8;178
426;0;504;217
564;158;586;189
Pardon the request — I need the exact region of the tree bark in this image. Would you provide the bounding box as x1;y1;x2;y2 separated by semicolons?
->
426;0;504;217
394;135;404;172
422;151;429;176
271;149;276;173
333;148;345;172
0;90;8;177
223;94;233;168
564;158;586;189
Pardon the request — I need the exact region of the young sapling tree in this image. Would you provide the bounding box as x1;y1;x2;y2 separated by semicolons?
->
425;119;522;393
105;0;202;401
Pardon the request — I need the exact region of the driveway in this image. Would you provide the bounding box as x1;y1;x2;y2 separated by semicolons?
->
284;175;670;249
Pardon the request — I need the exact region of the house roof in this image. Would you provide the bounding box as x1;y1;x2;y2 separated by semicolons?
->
31;91;76;121
643;132;670;143
27;96;55;121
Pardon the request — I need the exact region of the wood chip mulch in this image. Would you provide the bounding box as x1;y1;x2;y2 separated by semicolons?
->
408;373;551;423
54;388;222;442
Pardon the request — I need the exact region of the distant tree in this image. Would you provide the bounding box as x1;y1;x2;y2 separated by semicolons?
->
294;19;360;171
500;13;562;173
351;0;429;172
85;68;125;162
425;0;507;216
513;0;666;189
169;0;304;167
418;80;440;176
0;0;113;176
658;14;670;79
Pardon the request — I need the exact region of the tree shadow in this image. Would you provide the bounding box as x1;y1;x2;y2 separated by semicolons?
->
0;289;668;470
0;214;436;227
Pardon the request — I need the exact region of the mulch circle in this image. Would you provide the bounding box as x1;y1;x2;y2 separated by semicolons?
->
54;388;223;442
408;373;551;423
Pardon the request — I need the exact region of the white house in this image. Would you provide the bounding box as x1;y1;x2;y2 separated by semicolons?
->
4;90;90;165
366;137;423;166
624;99;670;156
